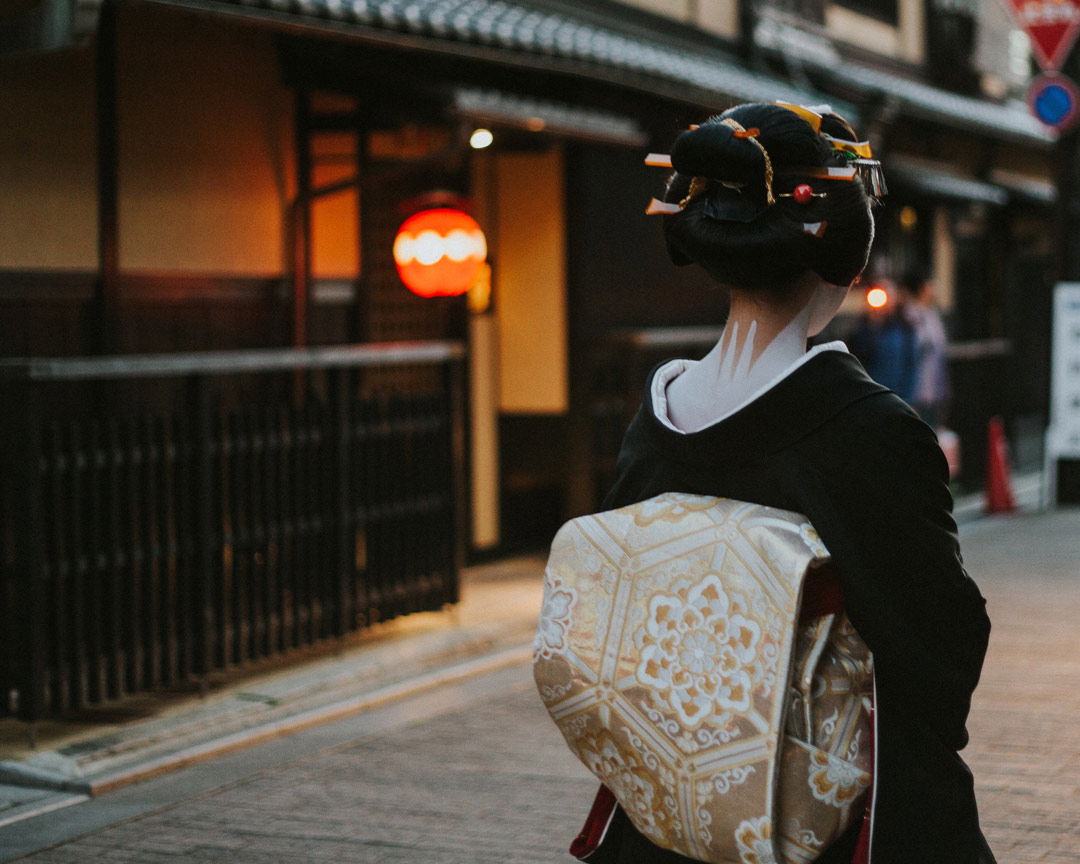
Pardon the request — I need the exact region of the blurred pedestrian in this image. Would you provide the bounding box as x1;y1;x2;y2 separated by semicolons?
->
848;280;919;404
902;271;950;430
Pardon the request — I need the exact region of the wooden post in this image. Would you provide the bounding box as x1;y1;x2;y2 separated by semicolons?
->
93;0;119;355
293;91;313;350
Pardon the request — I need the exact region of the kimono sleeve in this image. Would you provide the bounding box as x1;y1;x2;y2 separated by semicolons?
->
808;403;990;742
804;402;993;861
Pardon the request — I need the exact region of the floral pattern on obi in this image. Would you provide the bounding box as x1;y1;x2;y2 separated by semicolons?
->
633;492;721;526
807;748;870;807
734;816;779;864
636;572;762;727
533;571;577;661
579;730;674;843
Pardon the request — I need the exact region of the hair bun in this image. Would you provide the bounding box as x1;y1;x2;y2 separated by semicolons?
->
670;123;763;185
658;103;874;290
669;105;831;188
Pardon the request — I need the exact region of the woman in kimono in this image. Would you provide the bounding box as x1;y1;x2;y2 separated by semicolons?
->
585;103;995;863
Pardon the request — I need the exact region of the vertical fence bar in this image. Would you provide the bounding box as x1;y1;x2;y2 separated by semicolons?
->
445;356;466;605
5;381;47;726
240;410;254;660
251;409;268;659
123;417;144;693
66;421;89;710
186;374;215;689
173;411;193;681
278;404;297;650
86;419;108;703
354;395;371;627
43;424;70;714
264;407;282;653
160;416;181;685
140;417;162;690
105;418;124;700
328;368;351;638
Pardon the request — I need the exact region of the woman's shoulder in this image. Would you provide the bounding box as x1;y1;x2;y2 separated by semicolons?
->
796;353;947;476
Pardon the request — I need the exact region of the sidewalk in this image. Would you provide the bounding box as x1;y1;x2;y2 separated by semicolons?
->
959;507;1080;861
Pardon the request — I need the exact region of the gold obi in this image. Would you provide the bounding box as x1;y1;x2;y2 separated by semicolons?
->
534;493;873;864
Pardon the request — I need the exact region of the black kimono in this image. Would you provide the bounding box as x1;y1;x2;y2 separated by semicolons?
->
592;349;995;864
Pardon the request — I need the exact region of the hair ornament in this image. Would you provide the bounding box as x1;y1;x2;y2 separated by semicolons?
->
822;135;873;159
719;118;775;205
802;221;829;238
646;198;682;215
779;183;826;204
799;166;859;181
852;158;888;200
644;153;673;168
679;176;708;209
774;102;823;132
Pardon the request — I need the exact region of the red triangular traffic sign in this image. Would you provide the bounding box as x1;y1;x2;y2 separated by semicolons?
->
1008;0;1080;72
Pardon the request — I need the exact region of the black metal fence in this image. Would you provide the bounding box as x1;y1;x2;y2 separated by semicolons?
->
0;342;465;724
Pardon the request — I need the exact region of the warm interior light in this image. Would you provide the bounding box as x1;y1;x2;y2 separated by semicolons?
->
525;116;546;131
469;128;494;149
866;287;889;309
899;205;918;232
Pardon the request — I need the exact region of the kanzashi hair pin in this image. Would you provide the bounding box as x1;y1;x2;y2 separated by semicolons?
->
645;199;681;215
779;183;827;204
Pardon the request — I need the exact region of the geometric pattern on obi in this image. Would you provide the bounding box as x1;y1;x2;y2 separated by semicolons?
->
534;493;873;864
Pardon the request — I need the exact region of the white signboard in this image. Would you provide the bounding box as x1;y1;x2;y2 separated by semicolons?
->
1045;283;1080;501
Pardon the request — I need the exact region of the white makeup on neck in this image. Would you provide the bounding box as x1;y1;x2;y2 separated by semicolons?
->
663;281;848;433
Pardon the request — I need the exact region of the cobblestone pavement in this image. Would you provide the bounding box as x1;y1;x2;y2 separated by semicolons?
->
15;509;1080;863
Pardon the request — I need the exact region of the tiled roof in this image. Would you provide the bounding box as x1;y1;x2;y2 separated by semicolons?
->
162;0;836;108
138;0;1053;146
452;87;648;145
839;63;1055;148
752;15;1054;147
888;155;1010;206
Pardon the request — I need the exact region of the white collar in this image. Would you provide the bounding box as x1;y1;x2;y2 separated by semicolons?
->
651;341;849;435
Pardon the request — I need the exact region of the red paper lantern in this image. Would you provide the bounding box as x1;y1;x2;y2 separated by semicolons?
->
392;208;487;298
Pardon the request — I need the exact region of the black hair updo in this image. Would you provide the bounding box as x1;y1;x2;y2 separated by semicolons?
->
661;102;875;291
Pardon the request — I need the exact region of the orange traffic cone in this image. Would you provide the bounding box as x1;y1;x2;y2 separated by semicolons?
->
984;416;1016;514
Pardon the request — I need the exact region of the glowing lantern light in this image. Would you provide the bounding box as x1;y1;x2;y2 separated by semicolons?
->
866;286;889;309
393;208;487;297
469;128;494;149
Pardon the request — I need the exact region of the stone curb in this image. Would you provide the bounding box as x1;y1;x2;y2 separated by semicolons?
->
2;642;533;803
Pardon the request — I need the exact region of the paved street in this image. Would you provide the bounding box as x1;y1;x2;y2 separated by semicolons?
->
961;509;1080;863
6;508;1080;863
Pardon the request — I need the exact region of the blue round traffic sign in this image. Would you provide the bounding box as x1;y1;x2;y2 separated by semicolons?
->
1028;73;1080;132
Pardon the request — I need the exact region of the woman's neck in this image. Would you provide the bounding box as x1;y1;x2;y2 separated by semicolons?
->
715;291;812;379
663;282;820;432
